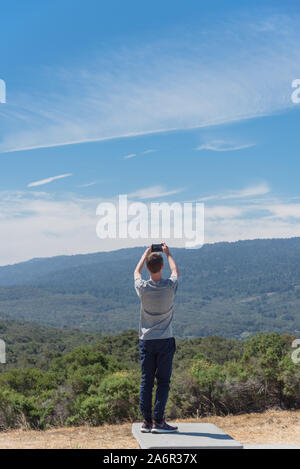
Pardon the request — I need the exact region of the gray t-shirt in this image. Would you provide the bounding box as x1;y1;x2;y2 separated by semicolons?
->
134;275;178;340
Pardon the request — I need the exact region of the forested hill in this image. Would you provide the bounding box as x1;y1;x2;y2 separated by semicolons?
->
0;238;300;338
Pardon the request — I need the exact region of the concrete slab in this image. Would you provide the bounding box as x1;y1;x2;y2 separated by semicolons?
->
132;422;243;449
244;444;300;449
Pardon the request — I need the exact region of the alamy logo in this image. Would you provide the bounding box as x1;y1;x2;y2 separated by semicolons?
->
291;339;300;364
0;339;6;364
96;195;204;248
0;79;6;103
291;79;300;104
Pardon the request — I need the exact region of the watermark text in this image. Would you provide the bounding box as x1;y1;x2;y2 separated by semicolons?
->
96;195;204;248
291;79;300;104
0;79;6;103
291;338;300;364
0;339;6;364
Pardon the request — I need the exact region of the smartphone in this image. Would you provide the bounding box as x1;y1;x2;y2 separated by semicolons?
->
151;243;163;252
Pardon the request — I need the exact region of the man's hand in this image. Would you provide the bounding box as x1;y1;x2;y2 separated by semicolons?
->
162;242;179;278
144;246;152;257
162;242;170;256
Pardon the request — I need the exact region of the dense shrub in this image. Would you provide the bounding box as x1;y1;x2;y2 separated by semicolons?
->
0;332;298;430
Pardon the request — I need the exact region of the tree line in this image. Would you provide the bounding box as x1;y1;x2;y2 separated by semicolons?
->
0;327;299;430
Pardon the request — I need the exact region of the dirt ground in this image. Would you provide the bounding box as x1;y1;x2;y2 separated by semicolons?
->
0;409;299;449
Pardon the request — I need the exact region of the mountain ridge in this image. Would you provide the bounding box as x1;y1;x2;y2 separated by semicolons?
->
0;237;299;338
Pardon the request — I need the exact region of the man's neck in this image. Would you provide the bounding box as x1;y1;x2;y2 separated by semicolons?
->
150;272;162;282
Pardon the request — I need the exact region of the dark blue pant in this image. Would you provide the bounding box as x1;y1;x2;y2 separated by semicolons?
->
139;337;176;422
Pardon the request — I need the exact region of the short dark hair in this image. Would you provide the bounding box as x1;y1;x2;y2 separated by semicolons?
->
146;253;164;273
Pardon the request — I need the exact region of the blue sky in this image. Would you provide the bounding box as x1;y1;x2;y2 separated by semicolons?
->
1;0;300;264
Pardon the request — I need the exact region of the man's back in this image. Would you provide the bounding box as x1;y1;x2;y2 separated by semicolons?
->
134;244;179;432
135;275;178;340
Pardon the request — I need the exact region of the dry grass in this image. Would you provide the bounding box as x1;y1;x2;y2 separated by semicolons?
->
184;409;300;446
0;409;299;449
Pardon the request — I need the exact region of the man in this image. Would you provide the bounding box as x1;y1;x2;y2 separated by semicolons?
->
134;242;179;434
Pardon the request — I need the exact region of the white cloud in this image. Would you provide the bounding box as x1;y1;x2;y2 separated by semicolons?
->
1;14;300;153
265;203;300;219
79;181;98;188
128;185;184;199
204;217;300;244
124;149;156;160
142;149;156;154
123;153;137;159
1;189;300;265
0;191;99;265
205;205;245;219
28;173;72;187
199;182;270;201
196;140;255;152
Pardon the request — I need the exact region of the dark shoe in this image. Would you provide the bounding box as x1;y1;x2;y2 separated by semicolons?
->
151;420;178;433
141;420;152;433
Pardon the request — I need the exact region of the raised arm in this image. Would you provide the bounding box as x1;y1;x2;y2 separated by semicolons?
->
134;246;152;280
162;243;179;278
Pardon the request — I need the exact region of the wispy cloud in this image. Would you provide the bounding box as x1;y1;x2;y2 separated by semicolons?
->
265;203;300;219
199;182;270;201
128;185;183;199
27;173;72;187
123;153;137;160
1;188;300;265
79;181;98;188
1;14;300;153
123;150;156;160
196;140;255;152
205;206;245;219
0;191;100;265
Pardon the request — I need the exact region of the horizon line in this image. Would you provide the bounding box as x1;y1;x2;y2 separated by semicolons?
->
0;234;299;268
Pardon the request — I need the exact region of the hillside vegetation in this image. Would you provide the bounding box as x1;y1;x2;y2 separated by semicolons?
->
0;238;300;338
0;325;299;431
